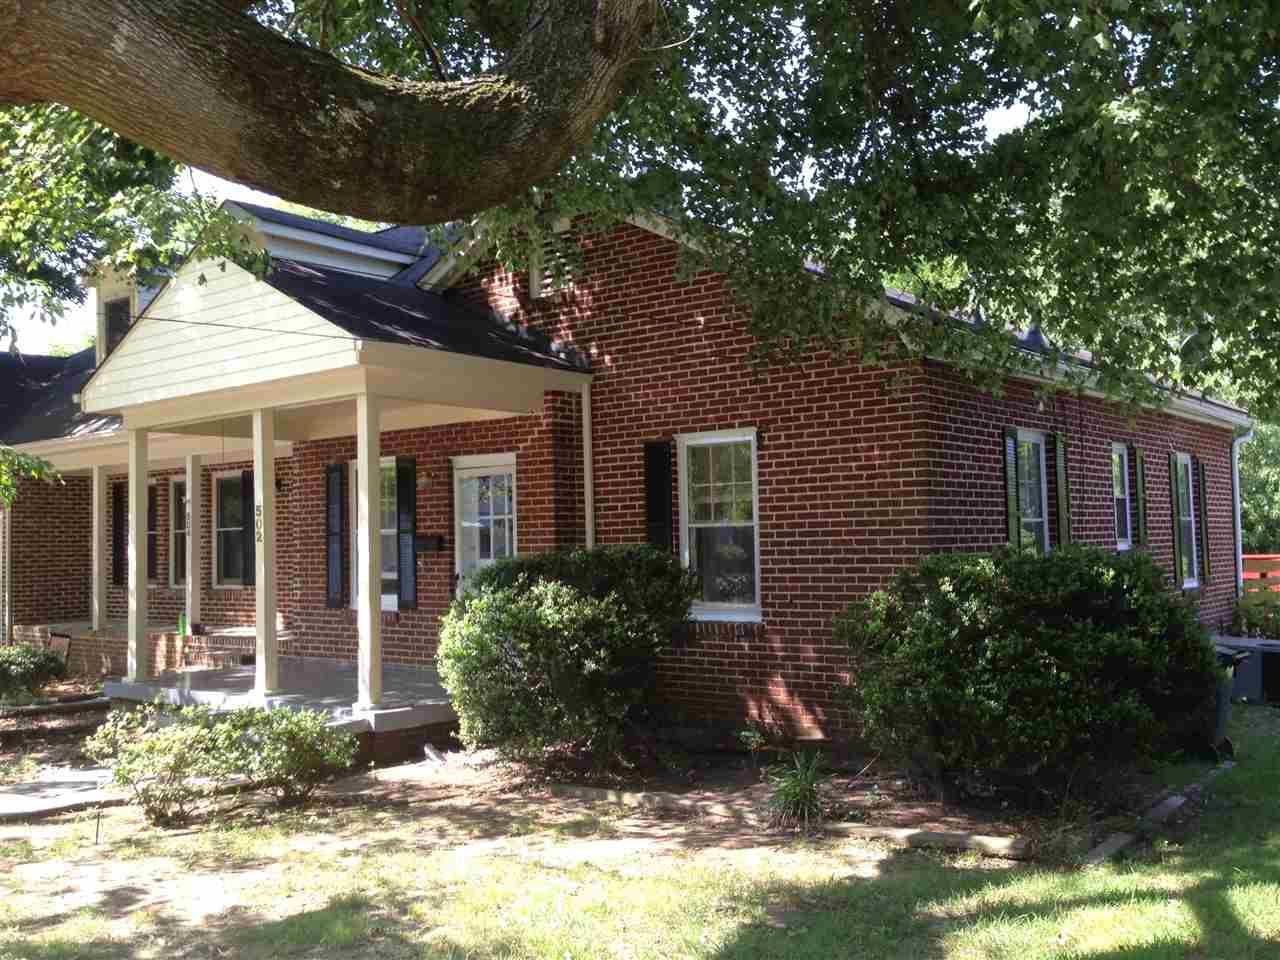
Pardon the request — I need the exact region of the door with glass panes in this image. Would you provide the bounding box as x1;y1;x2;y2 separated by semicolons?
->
453;456;517;593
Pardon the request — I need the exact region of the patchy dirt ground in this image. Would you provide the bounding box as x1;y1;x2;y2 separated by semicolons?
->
0;709;106;784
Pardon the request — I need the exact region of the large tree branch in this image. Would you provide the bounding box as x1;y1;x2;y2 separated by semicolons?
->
0;0;660;223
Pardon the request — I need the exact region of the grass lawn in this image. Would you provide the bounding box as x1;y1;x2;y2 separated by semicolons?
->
1;708;1279;959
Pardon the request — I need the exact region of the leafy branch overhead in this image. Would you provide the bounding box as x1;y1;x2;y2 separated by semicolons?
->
2;2;1280;417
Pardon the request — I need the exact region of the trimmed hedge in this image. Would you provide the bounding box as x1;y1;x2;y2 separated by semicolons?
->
438;545;698;762
837;546;1219;805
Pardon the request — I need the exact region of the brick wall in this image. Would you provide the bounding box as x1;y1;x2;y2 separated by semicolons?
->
452;220;1244;734
8;476;92;625
923;364;1238;628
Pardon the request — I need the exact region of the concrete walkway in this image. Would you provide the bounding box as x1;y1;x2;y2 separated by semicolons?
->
0;767;123;822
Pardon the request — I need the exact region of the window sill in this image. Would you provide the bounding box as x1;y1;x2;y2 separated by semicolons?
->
691;604;763;624
212;584;249;591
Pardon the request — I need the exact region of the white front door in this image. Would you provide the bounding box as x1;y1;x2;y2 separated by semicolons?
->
453;455;517;593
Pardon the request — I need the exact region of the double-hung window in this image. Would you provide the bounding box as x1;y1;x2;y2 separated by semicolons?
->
214;474;245;587
677;428;761;621
1016;429;1049;555
1111;443;1132;550
349;458;399;611
1173;452;1199;588
170;479;187;586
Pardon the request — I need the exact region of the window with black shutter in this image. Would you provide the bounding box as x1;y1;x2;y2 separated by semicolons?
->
146;485;159;582
111;483;126;586
241;470;255;586
325;464;346;608
396;457;417;610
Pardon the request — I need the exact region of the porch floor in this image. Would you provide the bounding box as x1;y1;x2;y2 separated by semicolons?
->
103;657;455;733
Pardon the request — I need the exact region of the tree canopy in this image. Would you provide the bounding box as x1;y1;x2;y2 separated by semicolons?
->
2;1;1279;418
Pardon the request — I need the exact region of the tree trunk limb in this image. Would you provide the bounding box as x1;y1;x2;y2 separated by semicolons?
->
0;0;660;223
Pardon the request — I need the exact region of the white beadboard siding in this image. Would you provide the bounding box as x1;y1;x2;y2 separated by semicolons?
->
83;257;360;413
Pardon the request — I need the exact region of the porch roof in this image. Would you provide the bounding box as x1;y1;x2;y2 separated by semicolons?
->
263;259;587;373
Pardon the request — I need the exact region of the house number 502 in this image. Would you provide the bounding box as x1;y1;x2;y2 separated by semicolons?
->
255;505;264;544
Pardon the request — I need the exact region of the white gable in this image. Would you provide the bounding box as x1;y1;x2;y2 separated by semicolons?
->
82;256;359;413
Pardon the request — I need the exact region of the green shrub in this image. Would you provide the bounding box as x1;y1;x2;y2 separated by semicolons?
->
230;708;358;805
462;544;699;641
85;703;242;825
439;546;698;763
1232;592;1280;639
767;751;827;831
86;702;357;824
0;643;67;697
836;546;1218;806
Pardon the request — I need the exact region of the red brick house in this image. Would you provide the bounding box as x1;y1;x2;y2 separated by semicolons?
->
0;203;1253;739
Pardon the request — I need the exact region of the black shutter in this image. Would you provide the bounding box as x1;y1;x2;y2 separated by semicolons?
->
396;457;417;610
146;486;158;581
1054;431;1071;546
1003;427;1021;548
643;440;673;550
111;483;126;586
1130;444;1147;546
1196;457;1212;584
1168;452;1183;584
241;469;256;586
325;464;345;608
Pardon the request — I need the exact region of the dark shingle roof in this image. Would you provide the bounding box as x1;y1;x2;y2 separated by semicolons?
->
264;259;590;373
0;349;120;445
231;200;435;259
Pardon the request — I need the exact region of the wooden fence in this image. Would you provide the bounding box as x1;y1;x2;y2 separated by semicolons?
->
1243;554;1280;594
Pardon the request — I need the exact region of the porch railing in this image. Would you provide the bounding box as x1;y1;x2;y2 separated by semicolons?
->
1243;554;1280;594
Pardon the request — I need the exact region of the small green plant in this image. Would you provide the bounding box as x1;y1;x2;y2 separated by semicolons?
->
0;643;66;698
767;751;827;832
737;724;769;773
1232;592;1280;639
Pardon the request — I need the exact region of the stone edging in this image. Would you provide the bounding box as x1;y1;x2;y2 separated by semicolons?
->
1082;760;1235;866
546;782;1030;859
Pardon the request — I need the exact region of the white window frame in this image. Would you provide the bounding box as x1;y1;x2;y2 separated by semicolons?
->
169;477;188;588
211;470;245;589
676;427;762;623
349;456;400;613
1111;442;1132;551
452;453;518;589
1016;428;1050;556
1176;451;1200;589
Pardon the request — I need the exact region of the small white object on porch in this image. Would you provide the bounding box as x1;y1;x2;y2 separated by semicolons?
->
126;428;149;680
252;410;279;695
354;393;382;711
90;464;108;632
184;454;202;628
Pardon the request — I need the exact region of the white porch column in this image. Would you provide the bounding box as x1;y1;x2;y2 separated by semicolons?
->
91;465;108;632
355;393;382;709
126;429;149;680
252;411;279;695
184;454;202;629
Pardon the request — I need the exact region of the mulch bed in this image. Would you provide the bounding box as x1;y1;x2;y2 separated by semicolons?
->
518;744;1192;854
